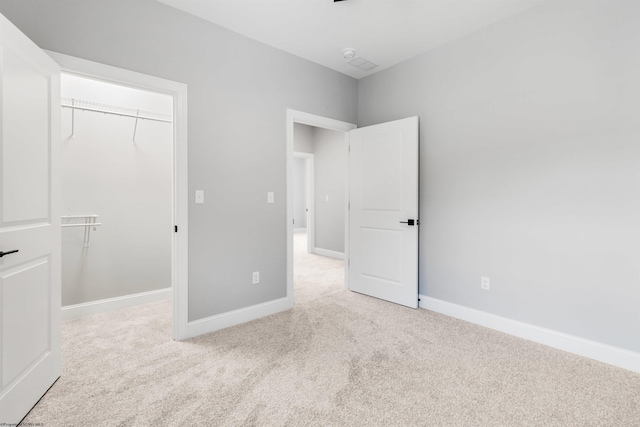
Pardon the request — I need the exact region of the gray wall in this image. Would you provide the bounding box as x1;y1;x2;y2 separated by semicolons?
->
0;0;358;321
293;124;313;229
293;123;314;154
312;128;346;253
294;124;346;253
293;157;307;229
60;75;172;306
358;0;640;352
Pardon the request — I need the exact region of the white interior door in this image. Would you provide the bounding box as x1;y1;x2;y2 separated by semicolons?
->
348;117;419;308
0;14;61;424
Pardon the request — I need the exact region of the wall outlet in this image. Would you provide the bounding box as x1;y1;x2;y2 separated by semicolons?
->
481;276;490;290
195;190;204;204
252;271;260;284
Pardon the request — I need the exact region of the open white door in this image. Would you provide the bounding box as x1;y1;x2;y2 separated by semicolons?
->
348;117;419;308
0;14;61;424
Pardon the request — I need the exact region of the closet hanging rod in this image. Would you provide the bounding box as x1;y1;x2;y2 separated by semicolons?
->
61;98;172;124
61;214;101;248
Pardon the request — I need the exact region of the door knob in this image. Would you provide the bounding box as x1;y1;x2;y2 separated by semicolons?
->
0;249;19;258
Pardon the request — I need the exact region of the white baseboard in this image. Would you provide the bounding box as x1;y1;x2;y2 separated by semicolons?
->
420;295;640;374
313;247;345;260
185;297;293;339
62;288;172;321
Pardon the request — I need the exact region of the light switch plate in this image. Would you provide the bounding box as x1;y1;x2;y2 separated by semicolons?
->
195;190;204;204
267;192;274;204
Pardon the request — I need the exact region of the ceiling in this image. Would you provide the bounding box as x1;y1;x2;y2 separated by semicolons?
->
157;0;547;79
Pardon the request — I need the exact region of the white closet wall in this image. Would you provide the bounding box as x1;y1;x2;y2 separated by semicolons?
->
60;74;173;306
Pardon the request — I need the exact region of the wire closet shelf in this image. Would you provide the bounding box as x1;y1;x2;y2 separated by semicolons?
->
61;214;101;248
61;97;173;142
61;98;173;123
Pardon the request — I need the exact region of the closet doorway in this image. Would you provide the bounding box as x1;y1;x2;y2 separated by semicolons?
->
60;73;172;313
50;52;189;339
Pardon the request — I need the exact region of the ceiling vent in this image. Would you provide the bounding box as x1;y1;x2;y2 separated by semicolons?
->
342;48;377;71
348;57;377;71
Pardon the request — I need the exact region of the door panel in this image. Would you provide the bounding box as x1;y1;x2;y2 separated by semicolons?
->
2;259;51;388
360;130;404;210
348;117;419;308
0;13;61;425
2;46;50;223
360;228;403;282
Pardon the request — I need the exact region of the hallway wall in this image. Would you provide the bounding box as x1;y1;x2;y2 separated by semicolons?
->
294;124;346;254
293;157;308;229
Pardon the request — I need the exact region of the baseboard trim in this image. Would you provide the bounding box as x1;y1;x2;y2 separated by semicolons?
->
185;297;293;339
62;288;172;321
313;247;345;260
420;295;640;374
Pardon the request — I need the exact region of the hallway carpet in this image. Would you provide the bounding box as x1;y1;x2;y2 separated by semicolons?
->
22;233;640;426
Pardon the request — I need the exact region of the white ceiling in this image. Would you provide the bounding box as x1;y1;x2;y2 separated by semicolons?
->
158;0;547;79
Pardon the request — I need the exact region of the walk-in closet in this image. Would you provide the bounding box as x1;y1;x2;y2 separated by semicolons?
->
60;74;173;310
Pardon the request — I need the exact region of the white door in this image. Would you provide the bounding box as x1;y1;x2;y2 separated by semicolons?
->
0;14;61;424
348;117;419;308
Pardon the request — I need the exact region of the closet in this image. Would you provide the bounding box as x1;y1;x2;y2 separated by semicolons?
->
60;74;173;308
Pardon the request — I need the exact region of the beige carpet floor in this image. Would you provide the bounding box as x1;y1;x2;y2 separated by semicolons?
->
21;232;640;426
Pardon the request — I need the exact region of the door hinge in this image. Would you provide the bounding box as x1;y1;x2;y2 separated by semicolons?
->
174;225;178;233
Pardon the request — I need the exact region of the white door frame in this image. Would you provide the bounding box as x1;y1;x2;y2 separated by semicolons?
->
293;152;314;252
45;51;189;340
286;109;356;303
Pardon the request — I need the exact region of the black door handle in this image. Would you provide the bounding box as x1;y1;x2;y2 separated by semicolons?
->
399;219;417;226
0;249;19;258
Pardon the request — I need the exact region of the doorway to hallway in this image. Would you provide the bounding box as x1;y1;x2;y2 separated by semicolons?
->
286;110;356;305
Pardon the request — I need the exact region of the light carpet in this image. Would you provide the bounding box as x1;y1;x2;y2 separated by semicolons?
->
21;232;640;426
